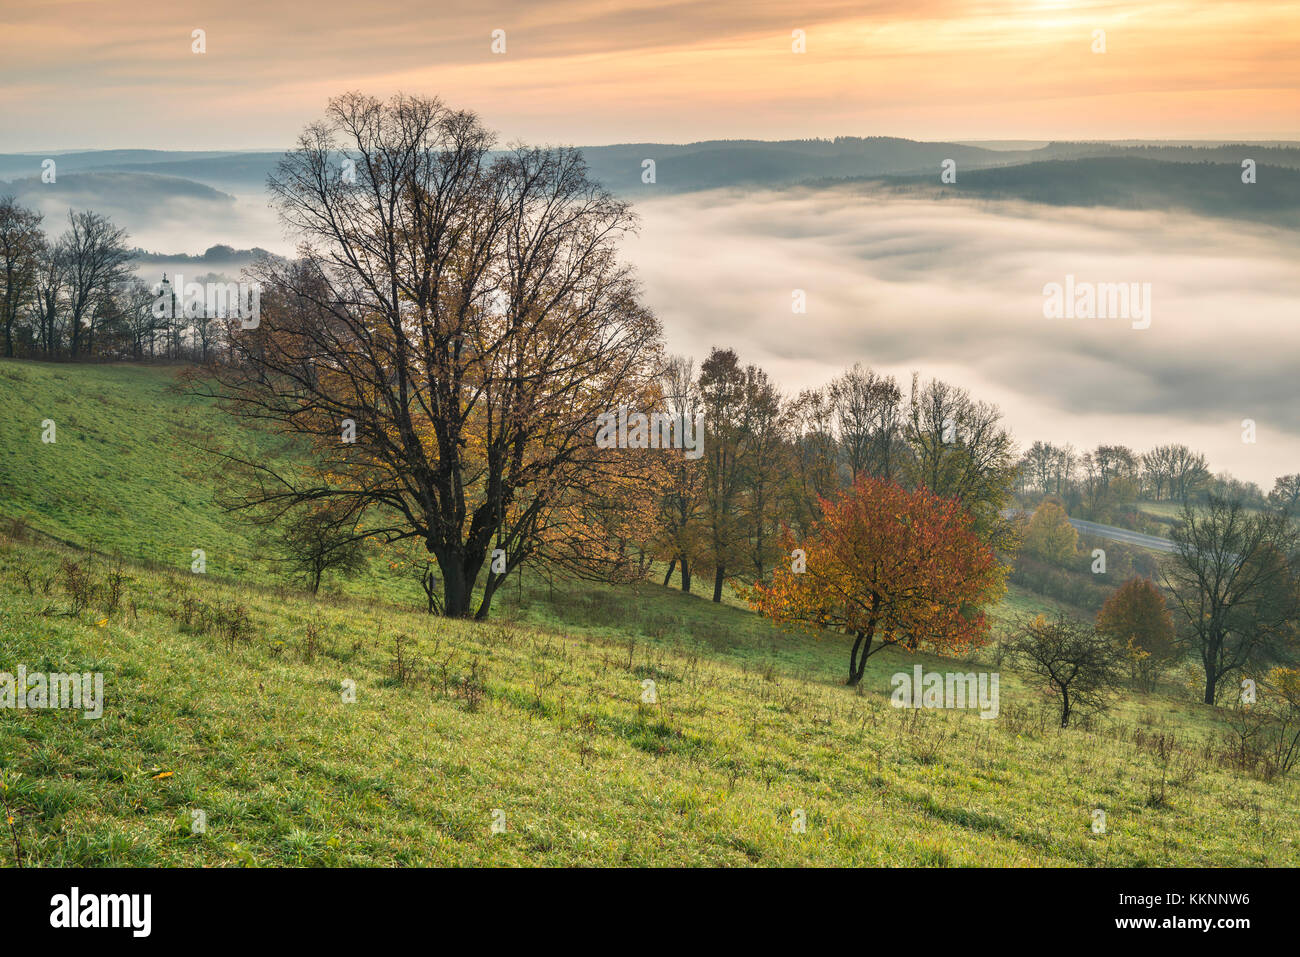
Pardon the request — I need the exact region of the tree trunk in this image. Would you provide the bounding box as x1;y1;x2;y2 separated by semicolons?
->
680;557;691;593
663;557;676;587
441;556;474;618
474;574;501;620
1060;687;1071;727
420;566;438;613
847;633;864;686
712;564;725;603
847;630;872;686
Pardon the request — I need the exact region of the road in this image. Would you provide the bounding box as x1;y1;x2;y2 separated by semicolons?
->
1065;517;1178;553
1002;509;1179;553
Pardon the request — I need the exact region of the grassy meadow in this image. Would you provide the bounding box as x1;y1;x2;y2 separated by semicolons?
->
0;360;1296;867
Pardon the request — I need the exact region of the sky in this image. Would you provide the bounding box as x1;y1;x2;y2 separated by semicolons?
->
2;0;1298;151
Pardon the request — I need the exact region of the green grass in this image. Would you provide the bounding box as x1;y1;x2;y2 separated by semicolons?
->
0;361;281;577
2;536;1295;866
1138;499;1266;525
1137;501;1187;521
0;359;423;606
0;359;1295;867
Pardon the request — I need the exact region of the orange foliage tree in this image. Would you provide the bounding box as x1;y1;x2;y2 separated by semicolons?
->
1095;576;1176;690
745;477;1005;686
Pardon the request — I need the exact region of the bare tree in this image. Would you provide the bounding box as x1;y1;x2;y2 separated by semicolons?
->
901;374;1019;549
1050;443;1076;496
699;347;749;602
212;92;660;619
1268;474;1300;518
31;236;67;357
1022;440;1057;497
1167;445;1210;502
829;363;902;482
784;387;838;537
1008;613;1124;727
188;272;229;362
1142;445;1175;501
265;500;370;594
739;364;786;581
61;210;132;358
0;197;44;357
117;278;162;360
1162;497;1300;705
654;355;705;592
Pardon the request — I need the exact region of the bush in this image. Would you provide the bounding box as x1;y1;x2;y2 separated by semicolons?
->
1096;577;1177;691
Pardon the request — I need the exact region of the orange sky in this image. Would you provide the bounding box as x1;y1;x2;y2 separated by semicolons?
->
2;0;1297;148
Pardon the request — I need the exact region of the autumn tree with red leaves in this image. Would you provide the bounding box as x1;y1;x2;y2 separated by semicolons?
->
745;477;1005;686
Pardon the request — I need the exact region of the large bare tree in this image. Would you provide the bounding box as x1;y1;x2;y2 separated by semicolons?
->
213;92;661;618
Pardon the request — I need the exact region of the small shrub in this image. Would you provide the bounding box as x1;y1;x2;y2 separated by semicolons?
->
460;658;486;713
388;633;421;686
100;559;128;615
60;559;96;616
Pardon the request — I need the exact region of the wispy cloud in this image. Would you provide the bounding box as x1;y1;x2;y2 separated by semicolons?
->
2;0;1296;149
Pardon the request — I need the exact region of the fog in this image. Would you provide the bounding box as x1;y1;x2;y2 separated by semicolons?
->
15;183;293;260
131;190;294;258
47;177;1297;487
623;188;1300;488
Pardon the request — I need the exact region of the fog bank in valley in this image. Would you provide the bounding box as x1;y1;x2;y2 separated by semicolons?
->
624;188;1300;487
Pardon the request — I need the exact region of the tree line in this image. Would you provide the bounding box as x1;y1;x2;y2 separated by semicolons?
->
0;197;243;362
1017;438;1297;524
648;355;1017;605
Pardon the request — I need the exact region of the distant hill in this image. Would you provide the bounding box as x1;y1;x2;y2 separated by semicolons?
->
872;157;1300;227
129;244;275;266
0;150;244;181
97;153;284;190
577;138;1002;193
5;141;1300;229
0;171;235;221
8;140;1300;198
577;139;1300;194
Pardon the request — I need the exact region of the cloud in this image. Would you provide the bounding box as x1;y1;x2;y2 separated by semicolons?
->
2;0;1296;149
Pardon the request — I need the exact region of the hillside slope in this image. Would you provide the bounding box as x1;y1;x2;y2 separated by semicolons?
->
0;360;1295;866
1;531;1295;866
0;362;281;578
